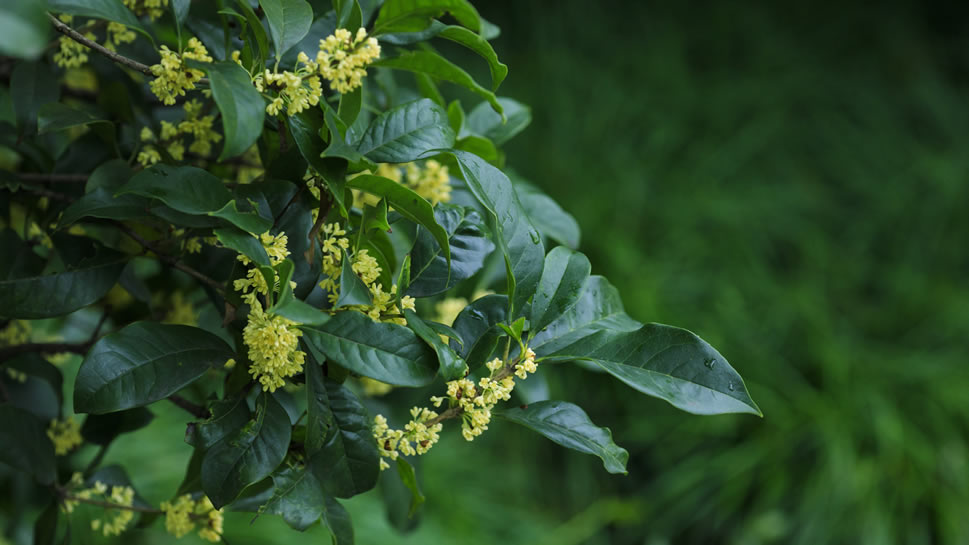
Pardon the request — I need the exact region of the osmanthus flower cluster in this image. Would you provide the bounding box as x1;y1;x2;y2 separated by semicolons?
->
0;0;760;542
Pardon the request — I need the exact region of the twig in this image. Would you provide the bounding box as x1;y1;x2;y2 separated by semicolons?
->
168;394;211;419
0;342;91;363
46;13;154;76
303;186;332;263
61;493;162;514
115;222;225;294
424;361;522;427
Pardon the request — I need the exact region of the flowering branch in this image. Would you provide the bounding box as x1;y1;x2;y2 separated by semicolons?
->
114;222;225;294
46;13;153;76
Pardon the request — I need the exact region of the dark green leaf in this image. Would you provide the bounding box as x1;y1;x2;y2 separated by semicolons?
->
260;464;324;531
81;407;154;446
0;405;56;484
335;249;373;308
438;25;507;90
375;51;502;115
323;108;366;162
85;158;133;192
58;187;149;227
338;87;363;128
201;393;292;508
3;354;64;418
210;199;273;233
356;98;455;163
449;294;507;368
214;227;271;267
37;103;110;134
259;0;313;61
449;150;544;317
496;401;629;474
74;322;232;414
234;0;270;65
515;182;581;250
190;397;251;450
530;246;591;334
346;174;450;265
172;0;191;23
395;457;424;518
306;364;380;498
466;97;531;145
301;311;437;387
321;497;354;545
10;61;59;135
191;60;266;159
0;1;49;59
408;203;493;297
289;109;349;217
373;0;480;34
48;0;148;39
404;309;466;380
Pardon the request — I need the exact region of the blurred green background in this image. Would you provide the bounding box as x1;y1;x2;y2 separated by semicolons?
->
9;1;969;544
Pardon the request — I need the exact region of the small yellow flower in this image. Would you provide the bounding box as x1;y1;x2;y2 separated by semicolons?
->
316;28;381;94
47;417;82;456
149;38;211;105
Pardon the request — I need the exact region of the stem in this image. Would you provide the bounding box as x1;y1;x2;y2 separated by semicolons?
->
61;493;163;514
83;444;110;477
47;13;154;76
424;361;521;427
168;394;210;419
115;222;225;294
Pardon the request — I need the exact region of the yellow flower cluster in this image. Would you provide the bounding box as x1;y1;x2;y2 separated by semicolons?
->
139;99;222;165
163;292;197;326
233;231;307;392
122;0;169;20
257;52;324;116
149;38;212;105
62;474;136;537
372;409;443;471
53;16;92;69
353;161;453;209
47;416;82;456
316;28;381;93
160;494;224;542
359;376;394;396
105;22;136;51
0;320;31;346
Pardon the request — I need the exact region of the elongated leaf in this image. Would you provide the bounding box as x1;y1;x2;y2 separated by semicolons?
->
530;247;591;334
289;109;349;217
74;322;232;414
395;458;425;518
321;497;354;545
449;294;507;368
10;61;59;135
408;203;493;297
515;182;581;249
301;311;437;387
59;188;149;227
214;227;271;267
335;249;373;308
81;408;154;446
306;363;380;497
37;103;110;134
375;51;502;115
346;174;450;264
404;309;466;380
191;61;266;159
449;150;544;317
0;405;56;484
201;393;292;508
356;99;455;163
210;200;273;233
0;1;49;59
466;97;531;146
261;464;324;531
48;0;148;38
438;26;507;90
373;0;480;34
0;251;126;319
190;397;251;450
496;401;629;474
259;0;312;61
234;0;269;66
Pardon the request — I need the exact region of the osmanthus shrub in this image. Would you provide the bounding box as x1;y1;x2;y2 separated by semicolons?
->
0;0;761;542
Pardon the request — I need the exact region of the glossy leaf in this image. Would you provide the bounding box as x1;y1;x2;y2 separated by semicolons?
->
356;99;455;163
321;497;354;545
346;174;450;264
261;464;324;531
201;393;292;508
408;203;493;297
301;311;437;387
0;405;56;484
438;25;507;90
404;309;466;380
449;294;508;368
259;0;313;61
214;227;271;267
375;51;502;115
0;1;49;59
449;150;544;317
395;457;425;518
515;182;581;250
466;97;530;146
37;103;109;134
289;109;349;217
306;364;381;498
335;249;373;308
48;0;148;38
74;322;232;414
194;61;266;159
373;0;480;34
530;246;591;334
58;187;149;227
190;397;251;450
496;401;629;474
10;61;58;135
81;408;154;446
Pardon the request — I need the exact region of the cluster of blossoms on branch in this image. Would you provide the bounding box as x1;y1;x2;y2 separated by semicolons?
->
138;99;222;165
61;473;137;537
160;494;224;542
149;38;213;105
47;416;83;455
53;15;137;68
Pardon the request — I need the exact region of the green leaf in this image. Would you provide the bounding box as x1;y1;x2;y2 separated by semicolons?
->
301;311;437;387
81;408;154;446
210;200;273;233
356;99;455;163
323;108;366;162
373;0;480;34
173;0;191;23
375;51;502;116
190;60;266;159
394;457;425;518
74;322;233;414
306;363;380;498
407;203;493;297
0;249;126;319
0;405;56;484
37;102;110;134
10;61;59;136
346;174;450;264
530;246;591;334
2;354;64;420
321;497;354;545
190;397;251;450
260;464;324;531
496;401;629;474
234;0;270;66
449;294;507;369
58;187;149;227
335;249;373;308
289;109;349;217
0;1;49;59
201;393;292;508
214;227;271;267
438;25;507;90
466;97;531;146
515;181;581;250
449;150;544;318
259;0;313;61
404;309;466;380
48;0;148;39
338;87;363;128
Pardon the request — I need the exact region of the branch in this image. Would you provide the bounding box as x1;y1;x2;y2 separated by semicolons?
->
0;341;91;363
46;13;153;76
425;361;522;427
168;394;210;419
114;222;226;294
61;494;163;514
